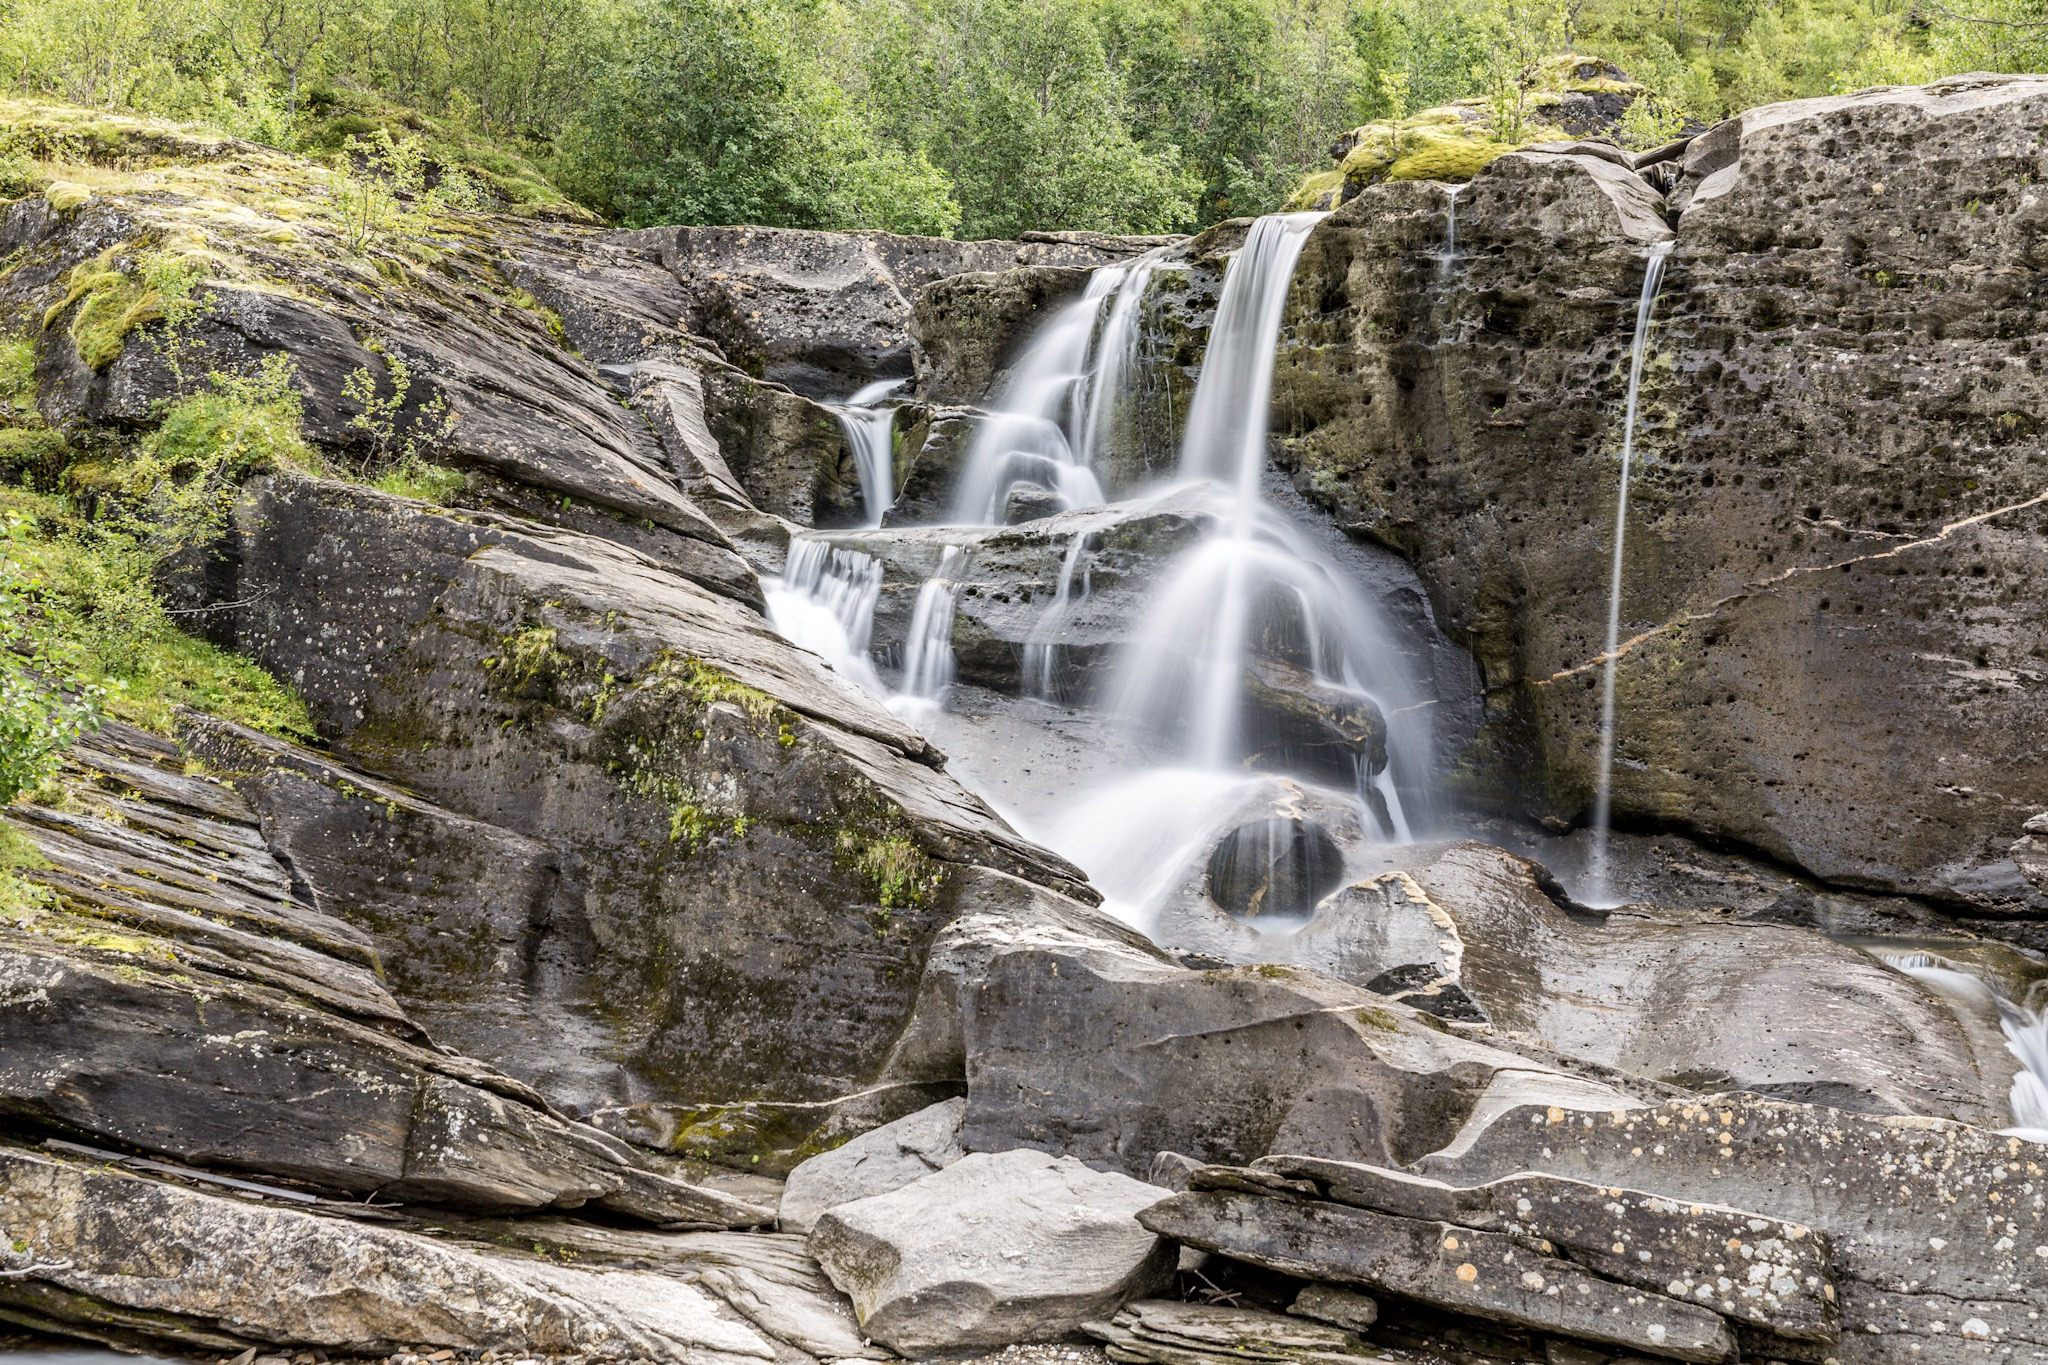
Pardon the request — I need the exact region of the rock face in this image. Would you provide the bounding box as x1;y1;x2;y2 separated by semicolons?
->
198;474;1089;1155
807;1149;1176;1351
0;723;763;1226
647;225;1167;397
1266;77;2048;921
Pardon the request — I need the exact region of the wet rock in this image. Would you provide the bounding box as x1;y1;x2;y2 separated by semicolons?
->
1206;818;1346;919
807;1149;1176;1352
1250;1160;1837;1345
778;1096;967;1234
1140;1189;1737;1362
1287;841;2017;1126
958;930;1671;1178
1240;657;1388;787
0;1144;778;1362
916;266;1096;406
1085;1301;1377;1365
650;226;1164;397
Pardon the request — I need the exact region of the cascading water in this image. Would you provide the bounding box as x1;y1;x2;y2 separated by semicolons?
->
1438;184;1465;284
764;538;885;693
892;546;969;715
948;275;1120;525
771;214;1438;934
1586;239;1675;906
1021;530;1094;702
1885;952;2048;1142
829;378;907;527
1075;251;1168;473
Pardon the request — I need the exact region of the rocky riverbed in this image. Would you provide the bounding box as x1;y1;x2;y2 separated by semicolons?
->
0;75;2045;1365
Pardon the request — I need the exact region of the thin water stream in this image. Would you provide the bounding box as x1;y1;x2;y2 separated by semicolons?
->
1586;239;1675;906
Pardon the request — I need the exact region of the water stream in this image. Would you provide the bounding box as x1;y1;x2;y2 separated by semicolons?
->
829;378;907;527
1586;239;1675;906
1885;951;2048;1140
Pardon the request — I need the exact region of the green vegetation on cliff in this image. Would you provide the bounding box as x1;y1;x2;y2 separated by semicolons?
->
2;0;2032;236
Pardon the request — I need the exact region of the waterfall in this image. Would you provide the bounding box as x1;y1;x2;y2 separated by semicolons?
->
1585;240;1675;906
892;545;969;714
1886;952;2048;1142
1176;213;1324;494
1075;251;1168;474
1106;211;1430;839
1438;184;1465;284
948;273;1122;525
1022;530;1094;702
830;378;906;527
765;538;885;693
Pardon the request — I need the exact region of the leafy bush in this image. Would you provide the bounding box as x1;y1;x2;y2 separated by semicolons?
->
123;353;313;552
0;514;101;806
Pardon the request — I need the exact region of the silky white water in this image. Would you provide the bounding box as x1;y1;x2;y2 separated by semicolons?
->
764;538;886;694
1886;951;2048;1142
830;378;907;527
772;216;1437;935
891;545;969;717
1586;239;1675;907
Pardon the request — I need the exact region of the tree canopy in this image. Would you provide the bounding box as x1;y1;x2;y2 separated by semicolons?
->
1;0;2038;237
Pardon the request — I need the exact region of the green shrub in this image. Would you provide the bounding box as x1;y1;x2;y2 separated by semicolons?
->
124;353;312;550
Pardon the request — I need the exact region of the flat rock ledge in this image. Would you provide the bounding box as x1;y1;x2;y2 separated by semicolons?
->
1138;1160;1838;1364
807;1149;1177;1352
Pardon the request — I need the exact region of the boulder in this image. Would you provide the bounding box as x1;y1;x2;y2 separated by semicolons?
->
1205;818;1346;919
957;929;1673;1178
1251;1159;1837;1345
1421;1093;2048;1363
778;1096;967;1234
1143;1187;1737;1362
807;1149;1177;1351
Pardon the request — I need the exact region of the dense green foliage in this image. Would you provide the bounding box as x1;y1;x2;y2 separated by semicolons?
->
0;0;2037;235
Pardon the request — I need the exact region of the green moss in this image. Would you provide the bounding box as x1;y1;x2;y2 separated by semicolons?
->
1386;131;1517;183
1284;169;1343;211
369;458;467;504
655;655;780;724
501;625;560;680
1355;1005;1401;1031
502;288;568;343
0;823;52;920
44;250;157;371
41;181;89;212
